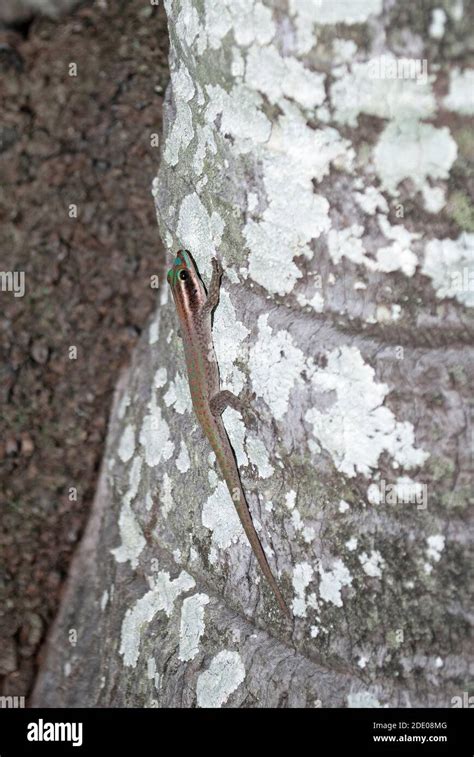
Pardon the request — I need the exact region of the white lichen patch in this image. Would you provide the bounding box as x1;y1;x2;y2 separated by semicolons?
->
354;186;388;216
359;550;384;578
249;314;306;421
176;440;191;473
100;590;109;612
291;508;315;545
205;83;271;152
376;215;419;276
208;468;218;489
163;63;195;167
117;391;131;420
331;58;435;127
178;593;210;662
305;346;429;477
328;218;419;276
422;233;474;307
426;534;446;563
245;434;275;479
345;537;358;552
176;0;201;49
429;8;447;39
202;480;245;550
374;121;457;196
327;225;367;267
213;289;250;393
245;114;351;295
140;394;175;467
421;184;446;214
154;367;168;389
302;525;316;543
332;38;358;64
147;657;160;692
196;650;246;708
231;47;245;78
193;124;217;175
292;561;314;617
245;45;326;110
117;424;136;463
357;654;370;669
443;68;474;115
291;506;302;529
289;0;382;54
163;372;192;414
222;408;248;469
161;472;173;518
347;690;383;708
285;490;297;511
111;456;146;569
318;559;352;607
148;316;160;346
296;289;324;313
120;570;195;667
202;0;275;51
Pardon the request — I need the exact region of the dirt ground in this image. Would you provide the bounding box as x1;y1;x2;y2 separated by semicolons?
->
0;0;169;698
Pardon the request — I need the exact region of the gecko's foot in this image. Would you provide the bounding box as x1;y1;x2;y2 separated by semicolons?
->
211;257;223;278
240;388;258;427
210;388;258;429
210;389;241;417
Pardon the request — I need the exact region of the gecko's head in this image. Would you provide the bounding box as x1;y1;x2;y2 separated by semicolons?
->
167;249;197;288
167;249;206;310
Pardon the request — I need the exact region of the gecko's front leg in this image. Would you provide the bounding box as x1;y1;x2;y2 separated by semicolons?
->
201;257;223;318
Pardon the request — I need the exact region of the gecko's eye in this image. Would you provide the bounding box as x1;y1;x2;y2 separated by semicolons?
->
179;269;189;281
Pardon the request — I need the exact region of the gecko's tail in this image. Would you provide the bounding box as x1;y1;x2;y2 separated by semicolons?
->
232;483;292;619
251;530;292;619
216;421;292;619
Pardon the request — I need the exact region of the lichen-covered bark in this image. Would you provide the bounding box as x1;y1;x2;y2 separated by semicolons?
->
33;0;473;708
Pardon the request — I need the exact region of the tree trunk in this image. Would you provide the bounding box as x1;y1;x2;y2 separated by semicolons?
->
33;0;473;708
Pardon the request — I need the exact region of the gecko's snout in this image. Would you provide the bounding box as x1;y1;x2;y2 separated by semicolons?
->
176;249;193;269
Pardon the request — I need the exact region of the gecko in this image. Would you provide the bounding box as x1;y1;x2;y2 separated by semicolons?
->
167;249;290;618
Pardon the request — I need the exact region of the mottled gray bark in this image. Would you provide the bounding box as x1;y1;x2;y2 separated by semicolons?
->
33;0;473;708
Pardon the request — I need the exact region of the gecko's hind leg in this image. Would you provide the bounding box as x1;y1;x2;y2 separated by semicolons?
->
201;257;223;317
210;389;256;427
210;390;243;416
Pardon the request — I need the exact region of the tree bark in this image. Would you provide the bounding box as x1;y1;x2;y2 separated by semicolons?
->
33;0;473;708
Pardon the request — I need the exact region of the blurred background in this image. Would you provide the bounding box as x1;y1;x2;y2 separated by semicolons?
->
0;0;169;699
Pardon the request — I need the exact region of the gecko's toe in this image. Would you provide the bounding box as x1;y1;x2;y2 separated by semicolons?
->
212;257;223;277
